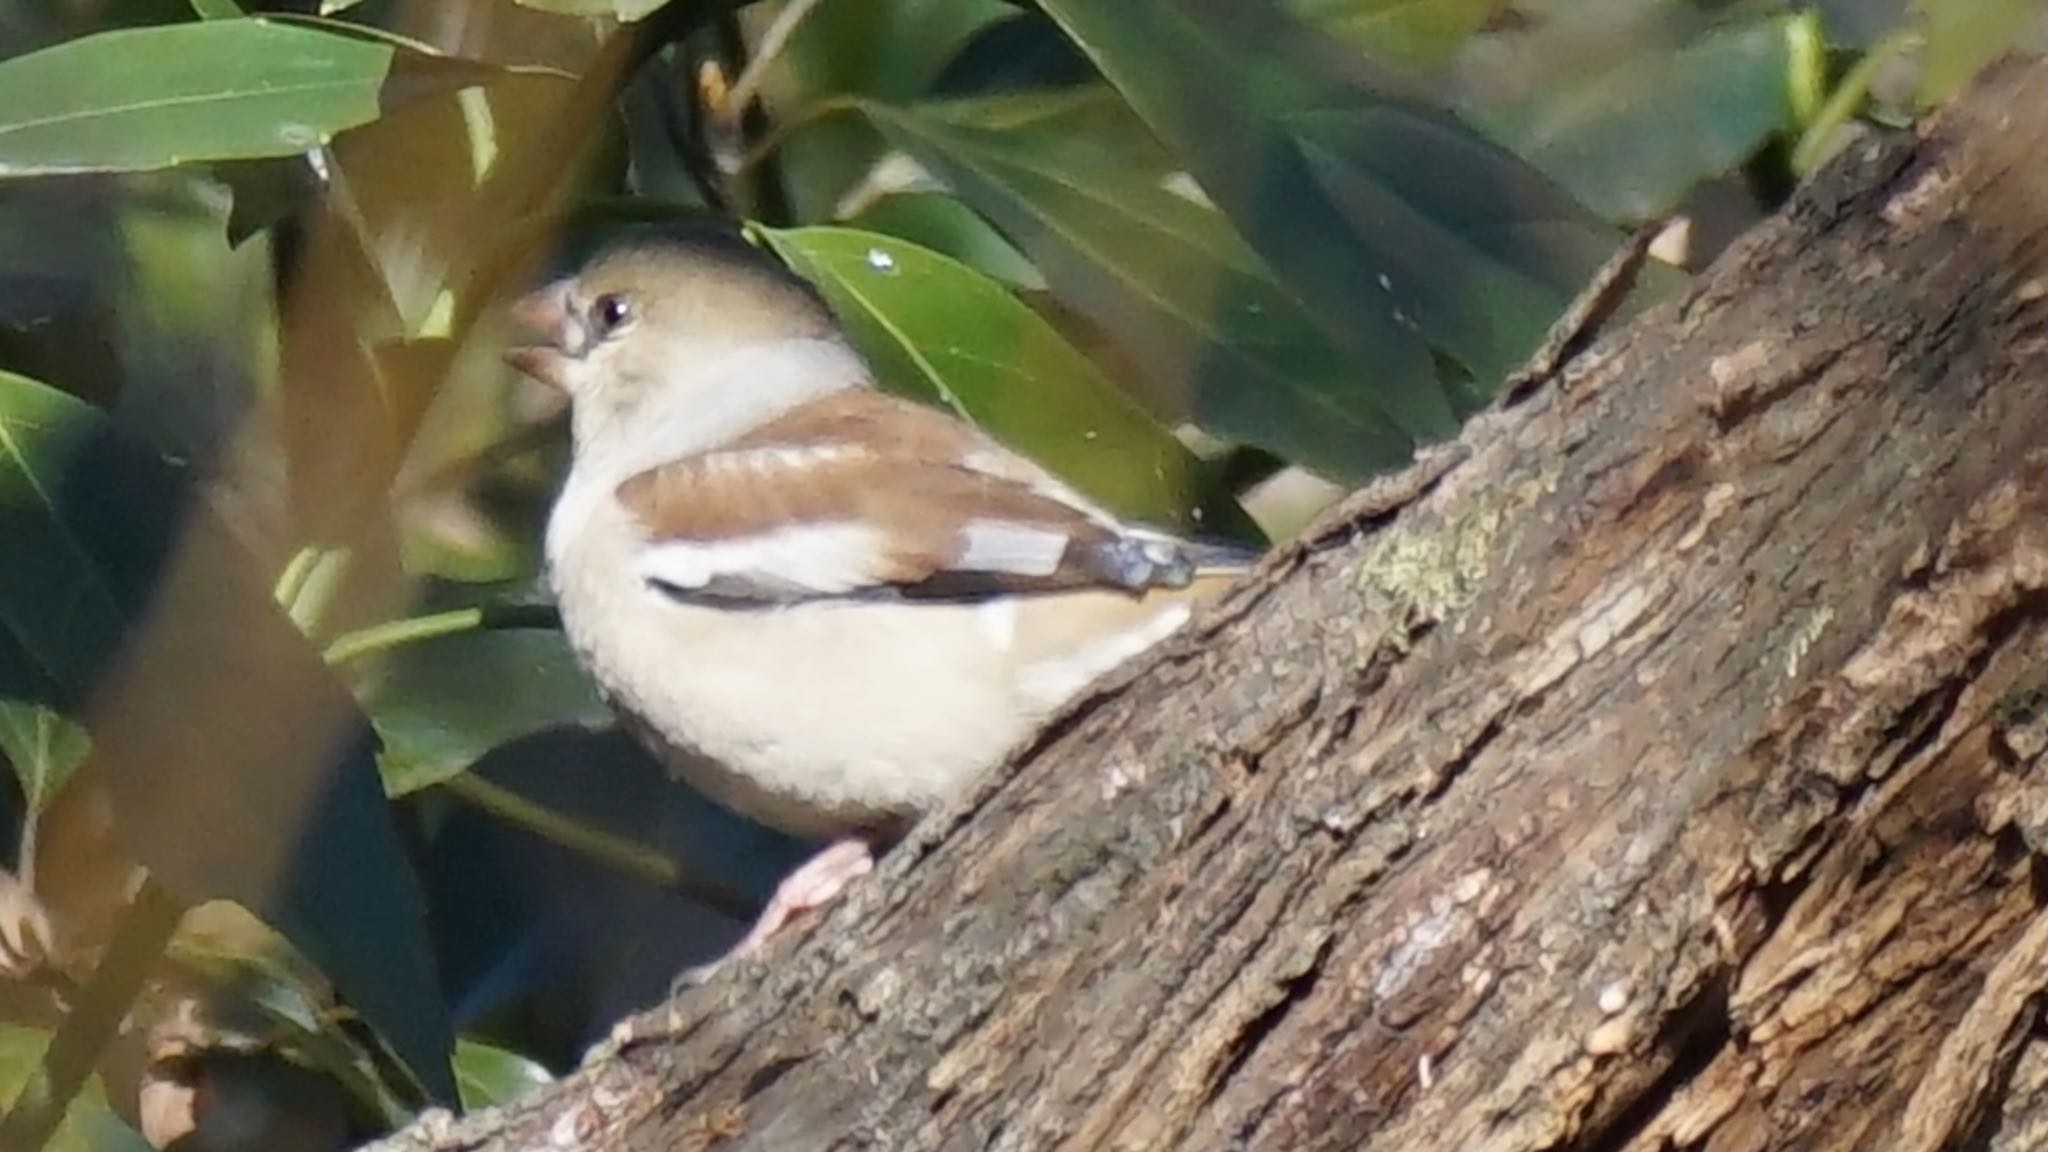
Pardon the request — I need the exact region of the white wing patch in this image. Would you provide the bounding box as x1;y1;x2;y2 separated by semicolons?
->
637;523;886;600
957;521;1072;577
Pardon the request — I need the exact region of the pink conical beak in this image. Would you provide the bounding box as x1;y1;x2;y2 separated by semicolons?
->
503;281;576;391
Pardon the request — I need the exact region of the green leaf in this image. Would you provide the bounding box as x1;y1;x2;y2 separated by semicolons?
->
0;20;397;177
1286;0;1511;71
928;10;1101;96
774;0;1015;222
454;1038;554;1110
1914;0;2045;106
0;701;89;816
865;101;1421;477
516;0;667;16
165;901;415;1126
510;0;675;21
189;0;249;17
365;627;610;798
1034;0;1622;393
920;84;1177;174
1463;14;1800;222
0;1025;153;1152
0;371;458;1105
844;191;1045;291
759;226;1258;539
786;0;1015;100
0;370;152;695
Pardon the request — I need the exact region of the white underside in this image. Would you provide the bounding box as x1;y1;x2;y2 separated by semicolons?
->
549;490;1192;840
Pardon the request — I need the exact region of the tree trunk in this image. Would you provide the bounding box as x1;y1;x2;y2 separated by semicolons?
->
371;55;2048;1152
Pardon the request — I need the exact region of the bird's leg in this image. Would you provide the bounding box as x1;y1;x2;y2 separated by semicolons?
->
727;836;875;959
584;837;878;1066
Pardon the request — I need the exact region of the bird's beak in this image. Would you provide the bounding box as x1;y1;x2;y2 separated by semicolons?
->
503;280;577;392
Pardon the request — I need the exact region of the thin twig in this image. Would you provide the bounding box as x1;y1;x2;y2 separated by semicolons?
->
724;0;831;125
437;774;758;921
0;880;184;1151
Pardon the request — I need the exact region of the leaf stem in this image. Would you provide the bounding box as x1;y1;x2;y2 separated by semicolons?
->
1791;30;1922;177
273;545;322;609
437;774;757;920
320;604;563;667
323;608;483;667
724;0;831;124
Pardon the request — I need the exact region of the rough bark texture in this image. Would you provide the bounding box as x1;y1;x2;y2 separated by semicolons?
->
371;57;2048;1152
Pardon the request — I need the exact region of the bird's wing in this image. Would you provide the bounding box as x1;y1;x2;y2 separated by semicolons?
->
614;389;1200;605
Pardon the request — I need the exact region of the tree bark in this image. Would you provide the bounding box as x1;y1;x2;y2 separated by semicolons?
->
371;55;2048;1152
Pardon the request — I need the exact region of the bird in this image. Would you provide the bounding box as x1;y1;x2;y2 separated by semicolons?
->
503;222;1254;963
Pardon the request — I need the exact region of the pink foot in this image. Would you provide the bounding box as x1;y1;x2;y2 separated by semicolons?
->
730;838;875;959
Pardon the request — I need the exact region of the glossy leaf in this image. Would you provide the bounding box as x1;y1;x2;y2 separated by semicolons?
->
844;191;1045;291
759;226;1258;539
865;102;1423;477
454;1038;554;1110
0;20;393;177
0;1025;152;1152
1286;0;1511;70
0;371;457;1104
1463;14;1799;222
0;701;89;816
365;627;611;798
1035;0;1622;391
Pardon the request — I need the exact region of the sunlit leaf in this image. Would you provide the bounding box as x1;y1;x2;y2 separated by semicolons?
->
1463;13;1799;222
512;0;671;18
844;191;1045;290
0;701;89;816
454;1038;554;1110
0;21;393;177
1034;0;1623;393
0;1025;153;1152
759;226;1258;539
866;102;1423;477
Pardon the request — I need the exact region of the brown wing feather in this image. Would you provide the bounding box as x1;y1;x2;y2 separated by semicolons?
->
614;392;1193;601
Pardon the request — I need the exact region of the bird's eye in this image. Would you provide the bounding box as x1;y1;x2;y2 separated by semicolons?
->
592;293;633;335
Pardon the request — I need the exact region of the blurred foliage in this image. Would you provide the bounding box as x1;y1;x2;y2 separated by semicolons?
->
0;0;2037;1146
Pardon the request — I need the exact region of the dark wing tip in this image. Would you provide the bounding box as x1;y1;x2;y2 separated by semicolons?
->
1076;536;1196;591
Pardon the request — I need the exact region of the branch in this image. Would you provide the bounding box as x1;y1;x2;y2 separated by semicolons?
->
360;54;2048;1152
